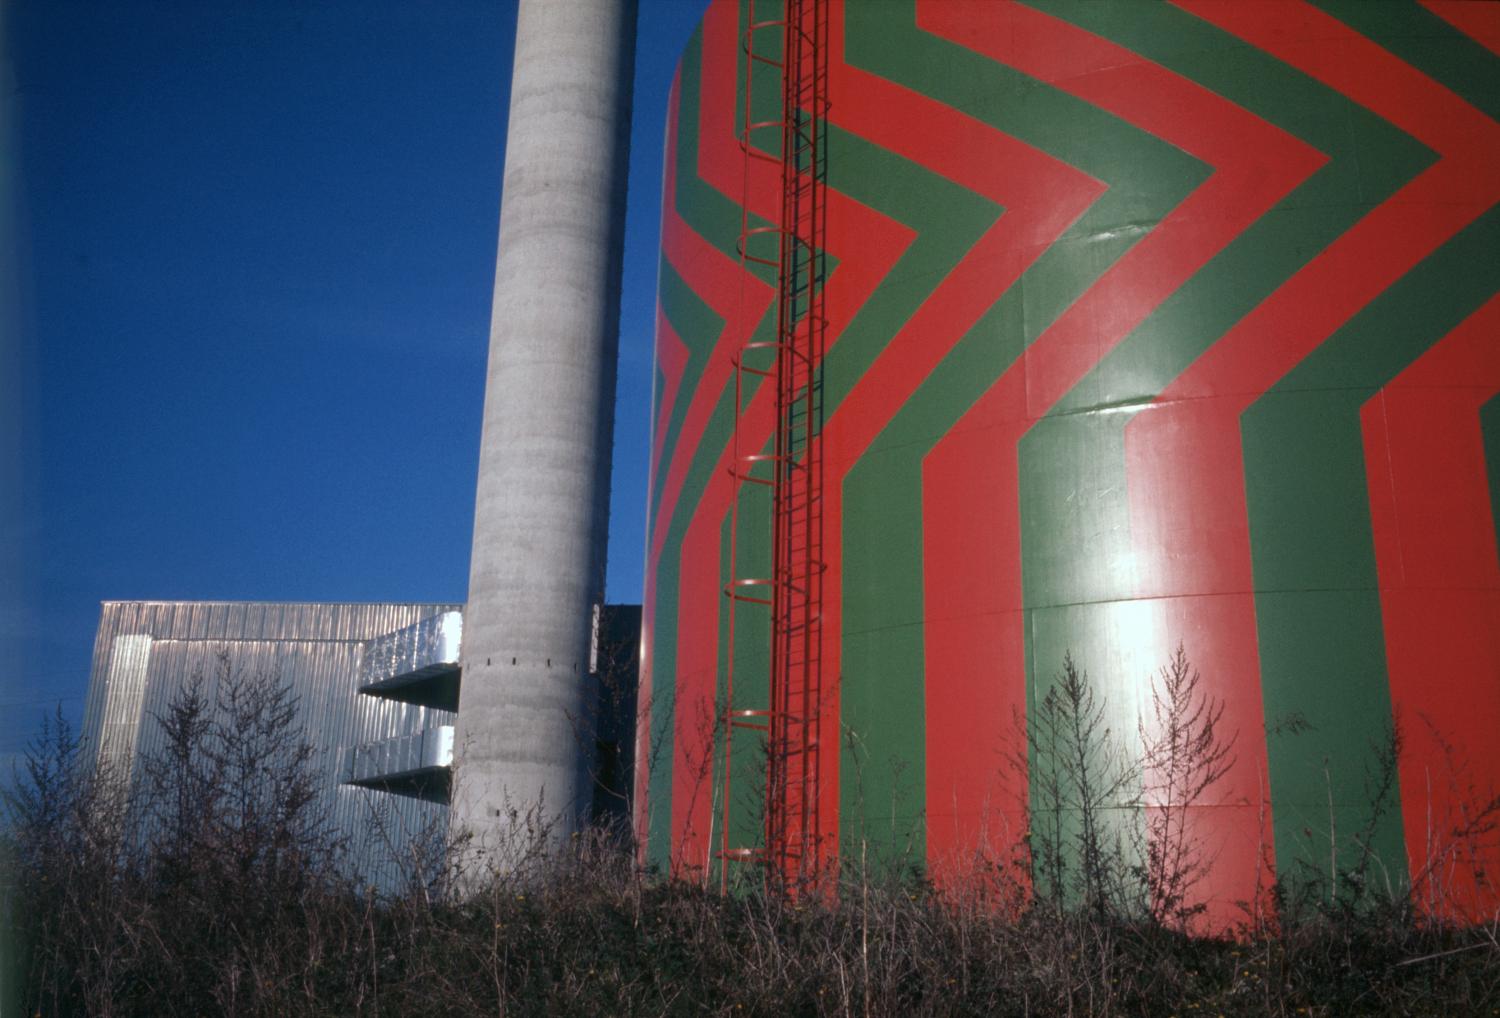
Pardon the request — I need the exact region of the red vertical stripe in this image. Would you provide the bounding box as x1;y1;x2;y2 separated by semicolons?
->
921;0;1319;919
1362;293;1500;921
1124;0;1500;913
816;0;1103;882
665;0;913;874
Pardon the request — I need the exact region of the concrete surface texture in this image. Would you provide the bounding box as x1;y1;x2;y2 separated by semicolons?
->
454;0;638;857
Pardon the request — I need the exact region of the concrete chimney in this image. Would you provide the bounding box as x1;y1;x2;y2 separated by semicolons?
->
455;0;638;855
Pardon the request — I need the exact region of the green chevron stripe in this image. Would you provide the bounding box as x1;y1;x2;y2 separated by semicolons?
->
1245;207;1500;895
657;4;950;866
657;133;1005;867
825;172;1001;861
652;0;1015;866
816;133;998;417
1028;0;1434;417
648;26;776;536
668;0;843;870
1312;0;1500;121
1014;0;1431;611
648;261;728;537
1007;1;1442;905
730;114;997;863
650;4;838;553
644;259;742;864
835;0;1206;864
647;21;777;860
675;29;776;272
653;115;987;866
1485;394;1500;559
647;366;751;862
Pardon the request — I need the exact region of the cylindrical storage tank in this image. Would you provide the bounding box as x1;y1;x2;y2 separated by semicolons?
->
457;0;637;853
638;0;1500;923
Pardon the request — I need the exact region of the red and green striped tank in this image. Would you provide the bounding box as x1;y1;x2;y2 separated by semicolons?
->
635;0;1500;924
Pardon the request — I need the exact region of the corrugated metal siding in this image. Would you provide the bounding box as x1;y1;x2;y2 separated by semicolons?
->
94;634;152;790
81;602;461;891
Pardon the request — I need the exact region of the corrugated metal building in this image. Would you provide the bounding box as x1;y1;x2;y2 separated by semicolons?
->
82;600;640;887
83;601;458;889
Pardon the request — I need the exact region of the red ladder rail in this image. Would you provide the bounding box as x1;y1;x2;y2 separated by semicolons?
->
719;0;828;894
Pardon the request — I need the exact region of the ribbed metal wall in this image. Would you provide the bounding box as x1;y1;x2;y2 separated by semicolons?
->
82;601;460;891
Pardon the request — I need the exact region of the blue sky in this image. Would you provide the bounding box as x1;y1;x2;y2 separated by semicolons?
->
1;0;707;761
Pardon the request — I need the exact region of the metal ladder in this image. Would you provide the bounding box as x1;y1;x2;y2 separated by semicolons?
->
720;0;828;893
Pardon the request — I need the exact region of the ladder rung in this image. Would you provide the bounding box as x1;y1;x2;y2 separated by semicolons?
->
720;3;826;892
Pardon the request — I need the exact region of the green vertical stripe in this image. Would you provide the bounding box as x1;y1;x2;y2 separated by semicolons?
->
1011;0;1440;901
725;469;772;867
1247;207;1500;896
647;374;747;864
714;507;731;886
816;89;1003;861
838;0;1204;869
1484;394;1500;562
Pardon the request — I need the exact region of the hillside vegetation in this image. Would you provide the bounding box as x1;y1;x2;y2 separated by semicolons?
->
5;658;1499;1016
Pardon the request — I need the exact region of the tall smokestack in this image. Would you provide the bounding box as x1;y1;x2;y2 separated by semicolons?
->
455;0;637;853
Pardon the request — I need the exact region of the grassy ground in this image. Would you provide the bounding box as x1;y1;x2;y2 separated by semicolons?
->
8;665;1500;1016
10;821;1500;1018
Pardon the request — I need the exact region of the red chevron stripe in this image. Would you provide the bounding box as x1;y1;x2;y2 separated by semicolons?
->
819;0;1101;885
1125;0;1500;912
1362;293;1500;922
667;0;1095;874
665;0;913;872
1160;0;1500;407
1163;0;1500;393
642;60;778;867
1423;0;1500;57
921;0;1321;920
649;186;773;577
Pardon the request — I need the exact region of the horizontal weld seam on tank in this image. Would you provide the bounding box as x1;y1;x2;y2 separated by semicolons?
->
841;620;926;639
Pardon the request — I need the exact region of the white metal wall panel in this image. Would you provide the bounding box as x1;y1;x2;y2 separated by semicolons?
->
80;601;462;891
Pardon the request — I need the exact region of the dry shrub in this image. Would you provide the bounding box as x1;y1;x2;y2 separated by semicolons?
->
6;649;1500;1016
